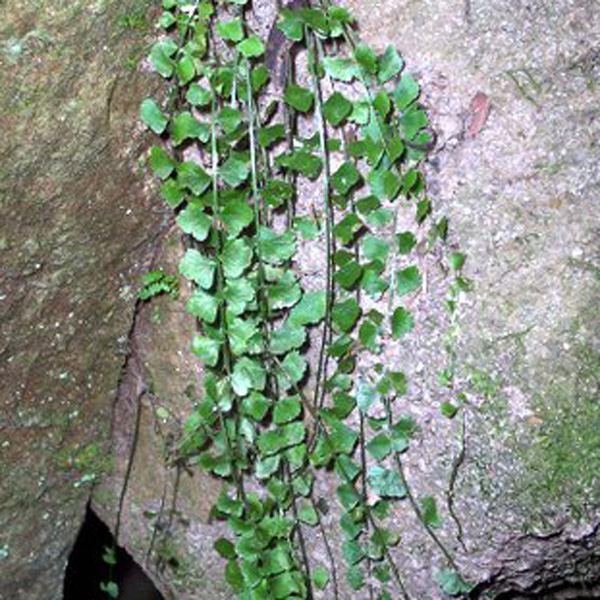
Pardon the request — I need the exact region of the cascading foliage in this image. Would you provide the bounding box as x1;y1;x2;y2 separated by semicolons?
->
139;0;473;598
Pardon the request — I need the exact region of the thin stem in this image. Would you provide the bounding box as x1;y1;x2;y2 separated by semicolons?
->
383;397;459;570
267;353;410;599
210;96;245;502
307;27;335;412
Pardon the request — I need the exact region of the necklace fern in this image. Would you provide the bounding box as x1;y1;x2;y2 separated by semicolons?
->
140;0;472;598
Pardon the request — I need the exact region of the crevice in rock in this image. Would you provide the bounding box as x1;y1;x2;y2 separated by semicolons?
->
469;521;600;599
63;504;164;600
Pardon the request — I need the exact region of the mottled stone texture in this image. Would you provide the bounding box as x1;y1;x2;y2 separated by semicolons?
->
1;0;600;599
0;1;164;598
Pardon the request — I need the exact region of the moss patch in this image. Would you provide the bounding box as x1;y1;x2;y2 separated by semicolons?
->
519;342;600;522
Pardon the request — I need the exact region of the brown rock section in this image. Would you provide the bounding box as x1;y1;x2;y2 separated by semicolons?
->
0;1;165;598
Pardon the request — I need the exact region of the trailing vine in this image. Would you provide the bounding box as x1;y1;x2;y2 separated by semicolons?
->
138;0;473;598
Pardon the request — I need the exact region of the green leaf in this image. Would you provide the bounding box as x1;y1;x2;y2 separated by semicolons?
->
284;84;314;112
262;179;294;208
347;565;365;591
271;571;302;599
362;235;390;263
396;266;422;297
298;502;318;526
198;2;214;17
313;566;330;591
268;270;301;310
159;179;184;208
366;433;392;461
289;291;327;325
172;112;206;146
354;42;378;73
258;124;285;148
218;106;242;134
361;267;388;299
293;216;319;240
251;64;270;91
270;322;306;355
220;193;253;237
390;417;417;452
258;422;305;456
448;252;466;271
336;483;361;510
220;154;249;187
273;397;302;424
342;539;365;565
349;98;371;125
378;371;407;396
222;238;252;278
378;45;404;83
331;161;361;195
395;74;420;110
275;150;322;179
373;90;391;118
149;42;175;78
262;546;291;576
388;137;405;162
397;232;417;255
368;465;406;498
332;299;361;332
178;161;211;195
359;319;379;351
339;512;362;539
434;570;474;596
216;19;244;42
277;351;307;391
225;560;244;593
421;496;443;529
401;107;428;140
149;146;175;179
401;168;423;195
140;99;168;134
299;7;330;35
355;196;380;215
100;581;119;599
186;289;218;323
102;546;117;566
242;392;270;421
323;91;353;126
258;227;296;265
330;420;359;454
191;335;220;366
335;260;362;290
228;316;260;356
232;357;266;396
179;249;216;289
214;538;236;559
255;454;280;479
322;56;360;82
278;9;304;41
224;277;255;315
333;213;363;244
356;381;379;414
177;55;195;85
186;83;212;106
416;197;430;223
441;401;458;419
237;34;265;57
391;307;414;338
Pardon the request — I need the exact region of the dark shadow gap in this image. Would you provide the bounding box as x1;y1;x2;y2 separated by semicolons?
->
64;504;164;600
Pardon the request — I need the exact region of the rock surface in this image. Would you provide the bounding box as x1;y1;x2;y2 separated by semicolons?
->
0;1;166;598
1;0;599;599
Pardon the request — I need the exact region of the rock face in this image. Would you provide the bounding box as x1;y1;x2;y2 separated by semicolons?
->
0;1;167;598
1;0;599;599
